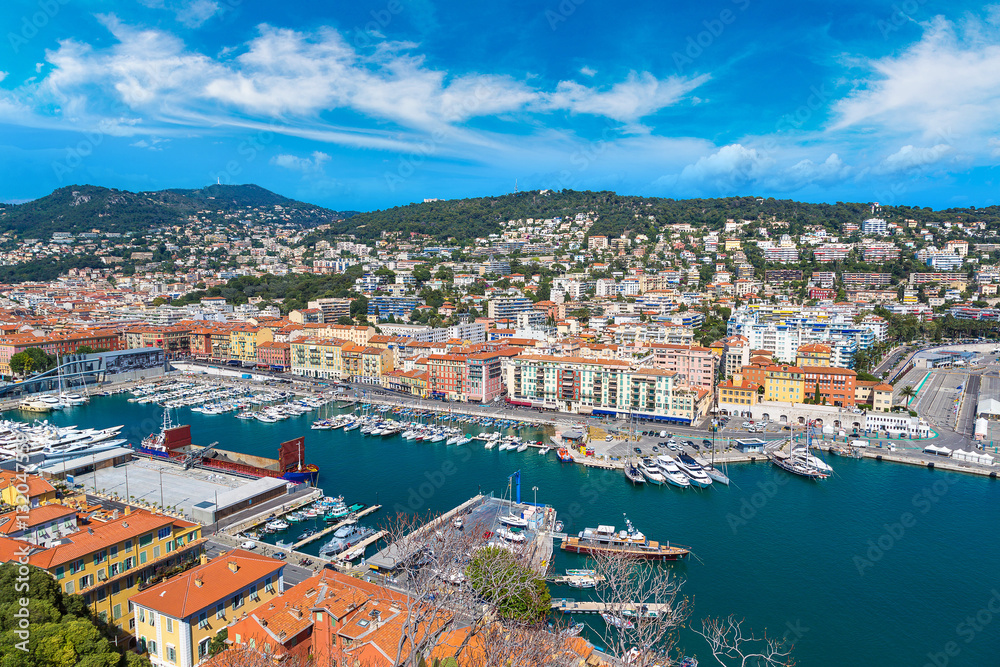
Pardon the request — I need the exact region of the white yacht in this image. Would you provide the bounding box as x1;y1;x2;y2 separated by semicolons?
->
792;446;834;474
674;454;714;488
655;455;692;488
638;458;666;485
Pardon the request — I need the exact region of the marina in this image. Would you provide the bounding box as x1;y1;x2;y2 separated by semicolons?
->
2;388;999;665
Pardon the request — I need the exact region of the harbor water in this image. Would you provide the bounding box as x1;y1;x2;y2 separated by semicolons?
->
11;395;1000;666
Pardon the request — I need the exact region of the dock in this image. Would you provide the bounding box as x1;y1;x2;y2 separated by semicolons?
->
327;529;388;560
367;494;487;570
550;598;673;614
290;504;382;551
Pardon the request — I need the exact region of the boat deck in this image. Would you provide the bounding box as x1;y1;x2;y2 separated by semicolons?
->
290;504;382;551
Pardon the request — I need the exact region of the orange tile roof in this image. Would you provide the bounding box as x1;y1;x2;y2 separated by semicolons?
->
0;471;55;498
130;549;283;619
0;505;76;534
26;509;193;569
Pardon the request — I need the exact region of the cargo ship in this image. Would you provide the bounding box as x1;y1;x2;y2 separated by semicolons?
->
560;515;690;561
137;412;319;484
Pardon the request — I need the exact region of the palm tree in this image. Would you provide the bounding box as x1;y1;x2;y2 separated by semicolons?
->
899;385;917;407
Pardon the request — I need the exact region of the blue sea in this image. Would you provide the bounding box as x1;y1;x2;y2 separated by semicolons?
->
11;395;1000;666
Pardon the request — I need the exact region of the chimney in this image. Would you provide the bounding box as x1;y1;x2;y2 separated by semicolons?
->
228;560;239;573
195;577;204;587
200;553;208;566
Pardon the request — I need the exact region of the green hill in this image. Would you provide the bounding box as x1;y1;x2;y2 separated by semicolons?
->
0;184;350;238
305;189;1000;243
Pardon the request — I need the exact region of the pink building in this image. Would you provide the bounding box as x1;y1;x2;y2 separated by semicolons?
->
645;343;717;389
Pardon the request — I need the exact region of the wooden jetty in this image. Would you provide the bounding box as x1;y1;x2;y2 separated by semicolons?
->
547;574;605;585
550;598;673;615
290;504;382;550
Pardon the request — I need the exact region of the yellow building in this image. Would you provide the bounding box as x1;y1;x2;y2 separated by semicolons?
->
764;364;805;403
289;337;345;379
129;549;284;667
341;343;393;384
717;374;760;414
228;326;273;364
873;383;894;412
0;471;57;508
795;343;831;368
724;238;742;251
0;507;202;632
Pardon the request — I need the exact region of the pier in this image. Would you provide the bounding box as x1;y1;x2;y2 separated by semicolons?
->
326;529;388;560
290;504;382;551
548;574;605;585
367;494;487;570
550;598;673;615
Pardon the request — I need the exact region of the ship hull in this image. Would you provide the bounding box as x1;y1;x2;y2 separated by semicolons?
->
560;543;689;561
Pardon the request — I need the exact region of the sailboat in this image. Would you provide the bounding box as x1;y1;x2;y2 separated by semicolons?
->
769;426;830;480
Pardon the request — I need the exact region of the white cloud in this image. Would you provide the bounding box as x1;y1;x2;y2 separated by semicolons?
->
831;13;1000;140
543;72;710;123
875;144;952;174
176;0;219;29
271;151;331;173
579;66;597;77
778;153;850;189
0;72;6;83
676;144;773;192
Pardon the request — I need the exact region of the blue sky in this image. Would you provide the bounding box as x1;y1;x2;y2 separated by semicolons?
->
1;0;999;211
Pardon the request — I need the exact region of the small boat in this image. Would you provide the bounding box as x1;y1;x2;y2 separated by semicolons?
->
638;458;666;485
499;514;528;528
601;612;634;629
452;516;464;530
553;520;564;532
516;442;529;453
265;519;289;531
497;527;526;543
557;447;574;462
539;446;551;455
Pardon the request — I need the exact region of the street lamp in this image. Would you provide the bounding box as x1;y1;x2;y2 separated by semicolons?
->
532;486;538;506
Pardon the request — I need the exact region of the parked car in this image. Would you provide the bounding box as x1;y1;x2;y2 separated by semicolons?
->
652;446;660;452
702;439;712;447
634;447;642;454
240;541;257;550
685;440;695;447
667;443;679;451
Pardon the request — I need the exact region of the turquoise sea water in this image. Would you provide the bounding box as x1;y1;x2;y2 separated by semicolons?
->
11;396;1000;666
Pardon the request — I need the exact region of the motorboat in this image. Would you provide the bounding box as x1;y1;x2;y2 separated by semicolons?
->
638;458;666;485
654;455;691;488
265;519;290;532
497;527;526;543
674;454;713;488
601;613;634;629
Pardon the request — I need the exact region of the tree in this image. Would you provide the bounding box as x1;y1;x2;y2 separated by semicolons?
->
413;264;432;284
350;295;369;319
586;550;691;667
899;385;917;406
695;615;797;667
9;348;56;376
465;546;550;622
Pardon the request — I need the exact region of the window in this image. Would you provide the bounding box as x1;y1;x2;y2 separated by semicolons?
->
110;545;118;559
197;611;208;629
55;566;64;580
148;640;157;656
264;577;274;593
198;638;210;659
113;604;122;620
166;646;176;663
139;551;147;565
165;617;173;632
232;593;244;610
153;546;160;559
216;603;225;620
149;611;156;626
94;550;107;565
124;540;132;551
139;609;145;623
249;584;258;600
157;527;171;540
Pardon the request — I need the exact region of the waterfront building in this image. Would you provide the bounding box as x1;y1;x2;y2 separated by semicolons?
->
0;506;202;631
256;341;290;370
796;343;832;367
763;364;805;403
124;324;192;359
716;374;759;416
341;344;393;384
801;366;857;407
130;549;283;667
227;325;272;365
290;337;345;379
643;343;717;389
506;355;710;424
